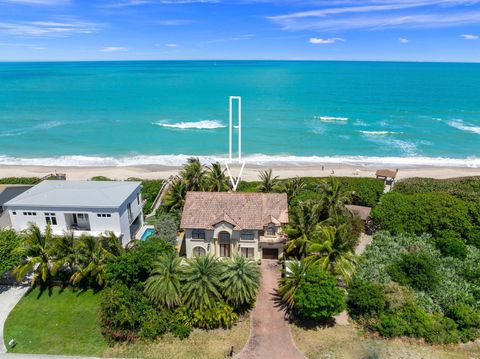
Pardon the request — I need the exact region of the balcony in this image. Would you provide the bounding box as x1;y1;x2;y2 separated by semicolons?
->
259;234;287;244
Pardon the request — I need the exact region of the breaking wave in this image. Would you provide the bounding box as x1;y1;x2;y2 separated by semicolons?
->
0;121;65;137
447;120;480;135
0;153;478;168
154;120;226;129
314;116;349;122
359;131;403;135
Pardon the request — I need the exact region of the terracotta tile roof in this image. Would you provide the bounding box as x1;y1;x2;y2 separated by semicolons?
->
180;191;289;230
345;205;372;221
375;169;398;179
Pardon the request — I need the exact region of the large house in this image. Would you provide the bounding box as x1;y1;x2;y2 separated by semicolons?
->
180;191;289;260
4;180;143;245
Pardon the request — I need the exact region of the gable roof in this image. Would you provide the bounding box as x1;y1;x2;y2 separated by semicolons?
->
375;169;398;179
5;180;141;209
180;191;288;230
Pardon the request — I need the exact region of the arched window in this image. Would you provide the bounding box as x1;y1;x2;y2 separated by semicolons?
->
192;246;206;257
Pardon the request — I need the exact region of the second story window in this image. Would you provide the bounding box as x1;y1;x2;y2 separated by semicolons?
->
240;230;254;241
192;229;205;239
266;224;276;236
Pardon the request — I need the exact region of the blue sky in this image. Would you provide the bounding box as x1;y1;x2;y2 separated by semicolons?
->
0;0;479;61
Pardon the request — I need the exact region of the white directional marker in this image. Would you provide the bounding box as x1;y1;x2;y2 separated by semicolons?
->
225;96;245;191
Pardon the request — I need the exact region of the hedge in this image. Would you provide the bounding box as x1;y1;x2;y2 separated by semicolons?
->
0;177;40;185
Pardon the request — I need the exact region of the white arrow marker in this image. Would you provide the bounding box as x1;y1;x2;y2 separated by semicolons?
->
225;96;245;191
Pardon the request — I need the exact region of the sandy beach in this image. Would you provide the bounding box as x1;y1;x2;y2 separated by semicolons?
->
0;163;478;181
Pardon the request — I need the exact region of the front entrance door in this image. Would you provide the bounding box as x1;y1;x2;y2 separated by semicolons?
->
262;248;278;260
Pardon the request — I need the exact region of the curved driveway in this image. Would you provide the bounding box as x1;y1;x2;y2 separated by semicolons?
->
237;260;305;359
0;285;28;353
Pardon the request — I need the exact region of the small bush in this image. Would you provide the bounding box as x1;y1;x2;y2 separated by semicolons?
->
139;308;171;340
447;302;480;330
388;252;439;292
153;213;179;245
90;176;112;181
434;231;468;259
179;303;238;330
294;266;345;320
0;229;23;276
347;280;386;317
0;177;39;184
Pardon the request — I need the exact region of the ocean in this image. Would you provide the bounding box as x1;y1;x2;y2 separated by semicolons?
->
0;60;479;167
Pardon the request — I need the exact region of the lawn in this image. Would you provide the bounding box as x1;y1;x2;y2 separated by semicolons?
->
4;287;107;357
103;316;250;359
291;322;480;359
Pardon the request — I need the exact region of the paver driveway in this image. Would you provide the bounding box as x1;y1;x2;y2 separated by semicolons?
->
237;260;305;359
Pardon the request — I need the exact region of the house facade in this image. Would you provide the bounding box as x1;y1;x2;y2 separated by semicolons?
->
5;180;143;245
180;191;289;260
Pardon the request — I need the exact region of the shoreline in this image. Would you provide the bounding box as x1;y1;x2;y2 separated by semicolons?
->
0;163;479;181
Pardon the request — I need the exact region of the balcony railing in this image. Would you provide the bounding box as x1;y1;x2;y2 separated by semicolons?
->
259;234;287;244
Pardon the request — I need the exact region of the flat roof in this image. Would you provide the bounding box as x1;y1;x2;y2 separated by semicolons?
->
5;180;141;209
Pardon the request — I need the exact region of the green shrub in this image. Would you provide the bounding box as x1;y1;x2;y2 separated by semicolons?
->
139;308;171;340
179;303;238;330
294;266;345;320
447;302;480;330
137;179;163;214
0;177;39;184
371;192;473;238
388;252;439;292
106;238;174;288
90;176;112;181
153;213;179;245
0;229;23;276
434;231;468;259
347;280;386;317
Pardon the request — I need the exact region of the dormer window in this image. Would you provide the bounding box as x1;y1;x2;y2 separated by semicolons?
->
192;229;205;239
266;224;276;236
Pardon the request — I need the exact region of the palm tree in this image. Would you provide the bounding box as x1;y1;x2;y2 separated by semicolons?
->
163;177;187;212
257;169;279;193
206;162;229;192
284;200;323;258
318;177;351;223
13;224;54;286
278;259;308;310
220;254;260;308
144;252;183;309
70;232;122;287
278;177;306;205
305;224;359;286
180;157;207;191
51;231;76;275
182;255;223;310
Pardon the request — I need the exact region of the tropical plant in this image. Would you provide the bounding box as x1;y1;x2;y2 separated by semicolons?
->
189;302;238;329
284;200;323;258
13;224;54;286
294;266;346;320
182;255;223;310
163;177;187;213
257;169;279;193
51;231;76;275
70;232;123;287
318;177;351;223
153;213;179;245
305;224;359;285
0;228;23;277
278;259;308;309
144;252;184;309
206;162;229;192
220;254;260;308
278;177;306;205
180;157;207;191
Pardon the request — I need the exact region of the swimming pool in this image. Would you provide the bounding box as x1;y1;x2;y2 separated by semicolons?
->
140;228;154;241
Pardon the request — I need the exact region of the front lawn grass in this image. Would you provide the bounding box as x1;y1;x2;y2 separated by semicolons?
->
4;287;106;357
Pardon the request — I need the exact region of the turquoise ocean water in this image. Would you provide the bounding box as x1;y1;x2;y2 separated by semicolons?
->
0;61;479;167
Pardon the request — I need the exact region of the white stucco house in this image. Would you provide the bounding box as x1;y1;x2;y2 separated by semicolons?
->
4;180;143;245
180;191;289;260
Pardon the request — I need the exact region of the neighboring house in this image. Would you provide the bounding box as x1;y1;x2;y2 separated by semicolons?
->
4;180;143;245
180;191;288;260
0;185;33;228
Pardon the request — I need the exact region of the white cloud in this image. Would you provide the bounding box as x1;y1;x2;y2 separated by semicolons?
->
165;43;177;47
399;37;409;43
461;34;479;40
157;19;192;26
309;37;344;44
0;18;102;36
269;1;480;31
99;46;128;52
0;0;70;4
